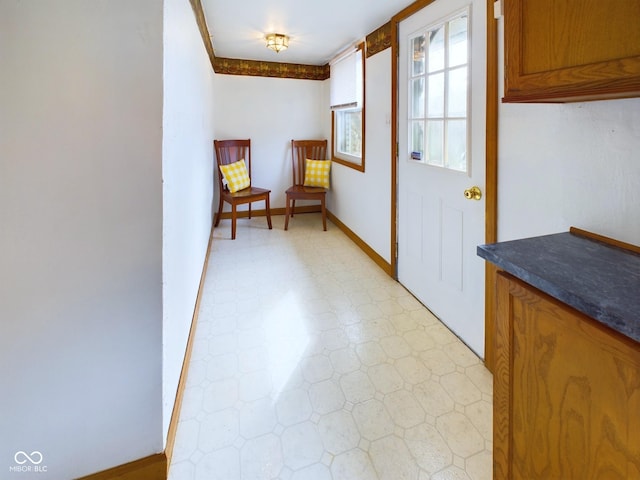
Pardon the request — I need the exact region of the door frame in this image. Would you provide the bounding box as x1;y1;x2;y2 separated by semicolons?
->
390;0;499;370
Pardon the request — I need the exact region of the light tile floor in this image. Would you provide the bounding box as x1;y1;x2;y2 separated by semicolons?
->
168;213;493;480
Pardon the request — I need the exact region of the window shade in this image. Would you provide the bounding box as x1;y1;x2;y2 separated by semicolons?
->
330;47;363;109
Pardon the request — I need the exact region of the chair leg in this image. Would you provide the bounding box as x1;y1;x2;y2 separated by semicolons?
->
284;195;290;231
231;204;237;240
321;196;327;231
265;195;272;230
248;203;252;219
214;195;224;227
291;200;296;217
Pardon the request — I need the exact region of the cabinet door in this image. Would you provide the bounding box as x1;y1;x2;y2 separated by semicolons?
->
503;0;640;102
494;272;640;479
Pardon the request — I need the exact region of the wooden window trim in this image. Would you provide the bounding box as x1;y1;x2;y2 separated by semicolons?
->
331;42;366;172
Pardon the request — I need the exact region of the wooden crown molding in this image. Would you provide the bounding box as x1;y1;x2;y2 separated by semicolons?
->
189;0;216;70
213;57;329;80
366;22;392;57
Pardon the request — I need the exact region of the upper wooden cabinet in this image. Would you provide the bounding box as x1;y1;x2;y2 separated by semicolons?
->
503;0;640;102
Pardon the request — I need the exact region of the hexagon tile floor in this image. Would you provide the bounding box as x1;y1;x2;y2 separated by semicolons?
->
168;213;493;480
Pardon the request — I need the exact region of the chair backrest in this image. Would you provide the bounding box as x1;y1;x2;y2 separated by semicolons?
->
214;139;251;192
291;139;328;186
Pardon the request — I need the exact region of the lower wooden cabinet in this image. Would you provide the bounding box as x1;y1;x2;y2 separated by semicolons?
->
494;272;640;479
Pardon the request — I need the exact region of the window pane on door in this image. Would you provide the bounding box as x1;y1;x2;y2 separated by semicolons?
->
446;119;467;172
428;26;445;72
428;72;444;118
411;78;425;117
412;35;426;76
427;120;444;167
411;121;425;160
449;15;468;67
448;67;467;117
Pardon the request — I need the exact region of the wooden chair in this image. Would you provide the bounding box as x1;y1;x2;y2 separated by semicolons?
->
285;139;329;231
214;139;272;240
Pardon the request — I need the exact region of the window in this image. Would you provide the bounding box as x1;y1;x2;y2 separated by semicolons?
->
330;42;365;171
408;10;469;172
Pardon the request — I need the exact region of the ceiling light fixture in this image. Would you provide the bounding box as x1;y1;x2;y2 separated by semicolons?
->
265;33;289;53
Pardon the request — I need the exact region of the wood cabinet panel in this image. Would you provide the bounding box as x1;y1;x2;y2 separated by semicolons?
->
495;272;640;479
503;0;640;102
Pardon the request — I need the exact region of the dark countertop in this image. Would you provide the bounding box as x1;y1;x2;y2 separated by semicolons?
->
477;231;640;344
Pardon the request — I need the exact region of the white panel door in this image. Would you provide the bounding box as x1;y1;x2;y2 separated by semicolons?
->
397;0;486;357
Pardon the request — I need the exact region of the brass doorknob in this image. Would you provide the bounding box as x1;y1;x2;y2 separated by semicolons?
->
464;186;482;200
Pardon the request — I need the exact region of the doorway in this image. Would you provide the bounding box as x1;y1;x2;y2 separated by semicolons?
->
396;0;487;357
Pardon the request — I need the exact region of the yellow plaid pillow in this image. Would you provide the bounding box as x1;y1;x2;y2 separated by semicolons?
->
303;159;331;188
219;159;250;193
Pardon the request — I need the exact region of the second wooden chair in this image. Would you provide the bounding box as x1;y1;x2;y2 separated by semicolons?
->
285;139;329;231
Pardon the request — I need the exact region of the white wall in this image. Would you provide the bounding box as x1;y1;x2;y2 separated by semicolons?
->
328;49;393;264
212;74;325;211
162;0;216;444
497;22;640;245
0;1;164;478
